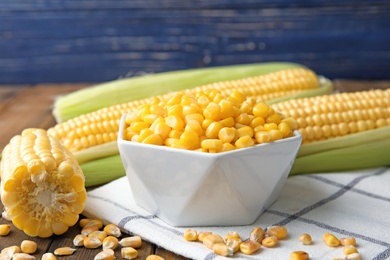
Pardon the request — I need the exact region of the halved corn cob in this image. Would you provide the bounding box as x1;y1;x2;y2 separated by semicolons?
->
52;62;303;123
48;67;325;153
0;128;87;237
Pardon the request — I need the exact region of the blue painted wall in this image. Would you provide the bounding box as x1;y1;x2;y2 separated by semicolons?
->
1;1;389;84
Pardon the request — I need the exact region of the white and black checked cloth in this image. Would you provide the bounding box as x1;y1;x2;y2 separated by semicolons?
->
84;167;390;260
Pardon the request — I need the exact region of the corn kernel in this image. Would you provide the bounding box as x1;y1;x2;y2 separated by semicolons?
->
343;245;359;255
20;240;37;254
290;251;309;260
340;236;357;246
235;135;255;148
267;225;288;240
262;236;278;248
73;234;86;246
213;242;234;257
205;121;223;139
202;234;224;249
0;224;11;236
218;127;236;143
54;247;76;256
84;237;103;248
103;223;122;238
121;247;138;260
197;231;212;242
298;233;312;245
253;103;269;118
103;236;119;250
88;230;108;242
323;233;340;247
225;236;242;252
41;252;57;260
240;240;260;255
184;229;198;241
94;249;115;260
119;236;142;248
255;131;271;144
249;227;266;243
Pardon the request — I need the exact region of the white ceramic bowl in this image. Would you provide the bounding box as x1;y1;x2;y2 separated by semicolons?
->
118;114;302;226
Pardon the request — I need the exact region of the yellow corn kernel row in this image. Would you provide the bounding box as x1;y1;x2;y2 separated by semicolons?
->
124;89;297;153
48;67;317;152
183;225;288;256
272;88;390;144
0;128;87;238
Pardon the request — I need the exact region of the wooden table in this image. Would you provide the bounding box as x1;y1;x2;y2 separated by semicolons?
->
0;80;389;259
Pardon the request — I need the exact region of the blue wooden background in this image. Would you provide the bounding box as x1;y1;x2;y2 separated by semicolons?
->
1;0;389;84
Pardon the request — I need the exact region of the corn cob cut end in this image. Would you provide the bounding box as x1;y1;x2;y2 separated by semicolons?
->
0;128;87;238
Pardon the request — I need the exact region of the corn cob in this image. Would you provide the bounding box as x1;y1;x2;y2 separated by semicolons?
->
271;88;390;174
52;62;304;123
77;88;389;187
48;67;326;153
0;128;87;237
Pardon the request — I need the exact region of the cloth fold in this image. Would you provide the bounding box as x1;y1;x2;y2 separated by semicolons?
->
84;167;390;260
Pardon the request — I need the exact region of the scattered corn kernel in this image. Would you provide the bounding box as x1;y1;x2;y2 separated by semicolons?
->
84;219;104;229
73;234;86;246
197;231;212;242
202;234;224;249
41;253;57;260
121;247;138;260
213;242;234;257
88;230;108;242
240;240;261;255
225;236;242;253
146;255;165;260
20;240;37;254
340;237;357;246
184;229;198;241
12;253;36;260
343;245;359;255
103;223;122;237
94;249;115;260
84;237;103;249
54;247;76;256
267;225;288;240
249;227;266;243
323;233;340;247
261;236;278;248
79;218;92;228
119;236;142;248
0;224;11;236
103;236;119;250
299;233;313;245
290;251;309;260
81;225;100;236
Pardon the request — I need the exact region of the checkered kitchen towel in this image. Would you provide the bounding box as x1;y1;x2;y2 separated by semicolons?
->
84;167;390;260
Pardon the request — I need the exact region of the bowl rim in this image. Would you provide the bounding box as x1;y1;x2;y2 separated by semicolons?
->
118;113;302;157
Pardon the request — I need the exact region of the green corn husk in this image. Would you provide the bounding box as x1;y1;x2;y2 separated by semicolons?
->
52;62;304;123
290;138;390;175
